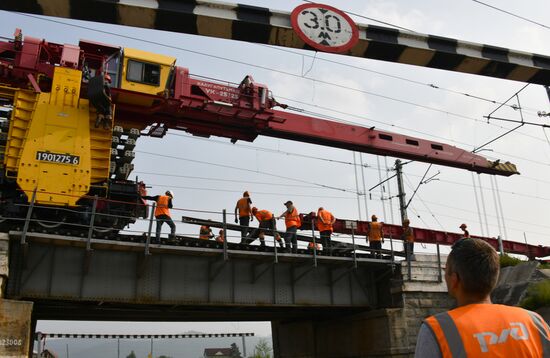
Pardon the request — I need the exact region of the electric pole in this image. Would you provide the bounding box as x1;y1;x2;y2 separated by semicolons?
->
395;159;408;223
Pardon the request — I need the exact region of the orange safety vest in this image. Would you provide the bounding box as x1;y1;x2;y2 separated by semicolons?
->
402;227;414;243
155;195;171;217
284;207;301;229
316;209;334;232
369;222;383;242
236;197;251;218
254;209;273;222
425;304;549;358
199;226;212;240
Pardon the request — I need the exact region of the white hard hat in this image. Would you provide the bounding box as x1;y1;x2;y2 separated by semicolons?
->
166;190;174;198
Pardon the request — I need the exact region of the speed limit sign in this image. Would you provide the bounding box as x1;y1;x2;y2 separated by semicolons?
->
291;3;359;53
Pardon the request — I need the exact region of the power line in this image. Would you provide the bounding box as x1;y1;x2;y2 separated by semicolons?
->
135;150;360;194
472;0;550;31
278;96;550;167
164;129;550;201
261;45;544;117
135;171;331;189
12;12;548;146
145;182;356;200
301;0;418;33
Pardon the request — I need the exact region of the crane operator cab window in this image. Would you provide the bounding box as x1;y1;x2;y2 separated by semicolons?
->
120;48;176;97
127;60;160;86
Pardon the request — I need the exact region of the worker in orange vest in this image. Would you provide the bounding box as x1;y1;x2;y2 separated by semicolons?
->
215;229;225;243
401;218;414;261
416;238;549;357
367;214;384;259
245;207;284;248
459;223;470;238
142;190;176;243
234;191;253;241
278;201;301;253
199;225;214;240
316;207;336;255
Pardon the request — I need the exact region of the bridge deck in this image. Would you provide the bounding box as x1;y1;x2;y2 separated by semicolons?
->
6;232;395;320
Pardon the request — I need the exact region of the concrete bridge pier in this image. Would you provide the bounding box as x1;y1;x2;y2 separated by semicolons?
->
272;254;455;357
0;233;34;358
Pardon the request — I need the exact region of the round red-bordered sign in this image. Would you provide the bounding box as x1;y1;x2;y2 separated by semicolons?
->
291;3;359;54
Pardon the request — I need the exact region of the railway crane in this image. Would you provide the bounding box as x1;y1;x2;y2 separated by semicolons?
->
0;29;518;234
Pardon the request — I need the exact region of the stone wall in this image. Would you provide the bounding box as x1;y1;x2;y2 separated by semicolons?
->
390;254;456;354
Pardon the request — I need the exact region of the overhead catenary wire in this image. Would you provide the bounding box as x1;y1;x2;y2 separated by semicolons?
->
160;131;550;202
301;0;419;33
135;150;360;194
471;0;550;31
277;96;550;167
10;12;550;147
261;45;544;117
403;174;446;231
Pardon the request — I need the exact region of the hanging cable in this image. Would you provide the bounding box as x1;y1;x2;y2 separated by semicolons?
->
384;157;396;224
471;172;486;237
359;153;370;219
477;174;491;236
376;156;388;222
489;176;504;240
353;152;363;220
494;177;510;241
403;173;446;230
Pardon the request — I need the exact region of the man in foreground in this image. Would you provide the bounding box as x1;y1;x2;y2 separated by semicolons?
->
415;238;549;357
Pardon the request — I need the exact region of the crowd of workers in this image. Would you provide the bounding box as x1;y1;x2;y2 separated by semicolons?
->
141;189;466;258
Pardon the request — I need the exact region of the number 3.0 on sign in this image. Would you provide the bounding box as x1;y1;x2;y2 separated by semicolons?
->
291;4;359;53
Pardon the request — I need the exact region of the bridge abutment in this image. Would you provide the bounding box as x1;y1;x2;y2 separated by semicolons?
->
272;254;455;357
0;233;34;358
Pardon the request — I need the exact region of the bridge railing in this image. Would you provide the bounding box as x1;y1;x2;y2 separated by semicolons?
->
1;189;401;268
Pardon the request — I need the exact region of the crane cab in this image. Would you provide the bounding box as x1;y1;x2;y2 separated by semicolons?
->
116;48;176;106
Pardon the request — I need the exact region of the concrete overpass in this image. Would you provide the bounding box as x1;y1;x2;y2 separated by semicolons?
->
2;0;549;85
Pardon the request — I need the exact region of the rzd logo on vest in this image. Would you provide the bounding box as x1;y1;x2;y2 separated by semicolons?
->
473;322;529;353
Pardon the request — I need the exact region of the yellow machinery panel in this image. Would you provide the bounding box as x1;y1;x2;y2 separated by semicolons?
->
12;67;110;206
119;47;175;106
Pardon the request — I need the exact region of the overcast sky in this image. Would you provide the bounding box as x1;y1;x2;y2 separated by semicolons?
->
1;0;549;339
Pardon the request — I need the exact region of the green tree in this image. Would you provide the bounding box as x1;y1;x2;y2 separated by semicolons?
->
230;342;242;358
126;351;137;358
251;338;272;358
